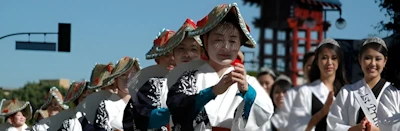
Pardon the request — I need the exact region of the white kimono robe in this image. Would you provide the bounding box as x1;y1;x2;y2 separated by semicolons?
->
272;86;301;131
377;85;400;130
166;60;274;131
5;123;29;131
286;80;330;131
127;64;170;131
31;109;75;131
327;79;390;131
94;93;127;130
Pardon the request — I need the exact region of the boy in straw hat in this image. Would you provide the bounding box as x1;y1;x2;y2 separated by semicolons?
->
125;19;203;131
66;63;115;130
86;56;140;131
146;28;176;71
0;99;32;131
166;3;274;130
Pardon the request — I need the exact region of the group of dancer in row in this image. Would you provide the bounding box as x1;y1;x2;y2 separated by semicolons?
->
0;2;400;131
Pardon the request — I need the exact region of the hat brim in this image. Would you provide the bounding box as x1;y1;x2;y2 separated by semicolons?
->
187;3;256;48
33;109;48;121
102;58;141;88
145;45;165;60
129;65;170;103
40;87;69;110
64;81;88;104
0;100;32;121
158;27;202;56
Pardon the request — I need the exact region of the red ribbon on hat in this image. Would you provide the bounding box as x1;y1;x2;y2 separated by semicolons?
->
94;77;100;85
197;16;209;28
154;31;173;46
185;19;197;29
2;109;9;113
107;65;113;73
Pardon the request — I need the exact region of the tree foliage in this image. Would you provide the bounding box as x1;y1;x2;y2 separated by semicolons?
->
0;82;68;125
375;0;400;34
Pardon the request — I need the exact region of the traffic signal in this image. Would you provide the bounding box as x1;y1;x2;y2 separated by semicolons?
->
58;23;71;52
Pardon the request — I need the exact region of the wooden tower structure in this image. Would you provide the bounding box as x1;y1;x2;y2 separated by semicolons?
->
243;0;344;86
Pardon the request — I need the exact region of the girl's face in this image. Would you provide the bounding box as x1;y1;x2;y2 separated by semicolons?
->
303;55;315;81
10;111;26;127
359;48;387;80
173;37;201;65
272;86;285;109
317;47;339;78
47;99;62;116
156;53;175;71
205;23;240;66
117;68;138;94
258;74;275;93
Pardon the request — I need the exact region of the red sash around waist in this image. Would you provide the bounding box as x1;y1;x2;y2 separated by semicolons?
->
212;127;230;131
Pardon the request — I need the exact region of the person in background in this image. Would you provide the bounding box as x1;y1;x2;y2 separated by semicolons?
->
0;99;32;131
266;75;293;131
92;56;140;131
145;29;176;71
39;87;70;118
257;67;277;94
377;38;400;130
126;19;203;131
287;38;348;131
276;48;316;131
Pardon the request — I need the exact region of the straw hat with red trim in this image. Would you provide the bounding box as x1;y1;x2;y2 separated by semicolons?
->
40;87;69;110
87;62;114;90
63;81;89;104
158;18;202;55
102;56;141;87
145;29;176;60
187;3;256;48
0;99;33;120
33;109;48;121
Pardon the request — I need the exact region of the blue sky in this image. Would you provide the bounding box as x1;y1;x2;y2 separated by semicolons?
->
0;0;390;88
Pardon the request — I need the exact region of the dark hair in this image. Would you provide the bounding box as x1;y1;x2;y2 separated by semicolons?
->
256;71;276;80
309;44;349;94
303;51;315;67
73;82;90;106
270;79;293;108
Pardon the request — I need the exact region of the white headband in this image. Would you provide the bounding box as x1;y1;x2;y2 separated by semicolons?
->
260;67;276;77
317;38;340;49
275;74;292;84
362;37;388;50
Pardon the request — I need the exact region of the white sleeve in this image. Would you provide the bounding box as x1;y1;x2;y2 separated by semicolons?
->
286;87;311;131
378;86;400;130
327;87;351;131
231;76;275;131
277;88;297;131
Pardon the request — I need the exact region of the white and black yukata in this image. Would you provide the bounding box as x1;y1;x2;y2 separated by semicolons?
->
124;65;170;131
166;60;274;131
287;80;332;131
327;79;390;131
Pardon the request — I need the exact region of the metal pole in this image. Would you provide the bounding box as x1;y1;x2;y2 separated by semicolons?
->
0;32;58;40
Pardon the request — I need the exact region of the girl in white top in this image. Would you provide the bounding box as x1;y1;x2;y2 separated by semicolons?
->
376;38;400;131
327;37;391;131
277;48;315;131
0;99;32;131
166;3;274;131
287;38;349;131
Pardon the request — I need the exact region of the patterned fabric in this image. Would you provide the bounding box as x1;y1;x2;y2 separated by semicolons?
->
58;119;70;131
175;70;198;95
94;101;111;131
147;78;165;108
167;70;207;130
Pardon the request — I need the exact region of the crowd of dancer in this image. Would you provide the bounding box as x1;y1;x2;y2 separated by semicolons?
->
0;2;400;131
